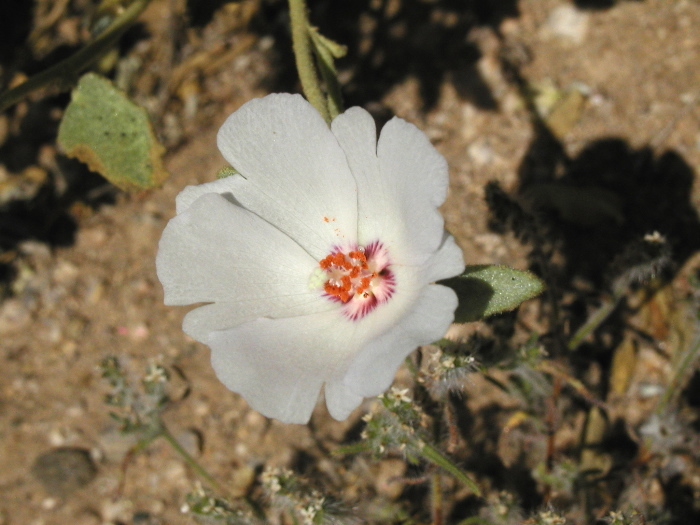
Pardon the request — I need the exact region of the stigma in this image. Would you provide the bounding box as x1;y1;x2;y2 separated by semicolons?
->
316;241;395;320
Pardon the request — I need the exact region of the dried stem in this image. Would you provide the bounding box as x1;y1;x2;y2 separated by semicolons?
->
0;0;152;113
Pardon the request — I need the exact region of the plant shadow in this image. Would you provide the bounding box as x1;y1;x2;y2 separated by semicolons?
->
483;46;700;521
0;97;118;291
256;0;519;112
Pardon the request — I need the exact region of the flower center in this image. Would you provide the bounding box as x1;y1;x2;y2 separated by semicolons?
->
316;241;395;320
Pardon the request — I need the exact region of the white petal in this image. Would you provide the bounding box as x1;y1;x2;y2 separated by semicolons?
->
217;94;358;260
329;108;384;245
422;233;465;283
376;117;450;262
182;297;330;343
324;380;365;421
156;193;326;310
174;176;243;215
209;311;360;424
332;109;449;266
339;284;458;398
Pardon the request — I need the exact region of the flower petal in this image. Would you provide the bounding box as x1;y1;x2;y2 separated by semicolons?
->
331;109;449;265
156;192;326;311
337;284;458;398
217;94;358;259
329;108;382;243
378;117;450;262
174;175;243;215
422;233;465;283
324;380;365;421
182;298;329;343
209;311;360;424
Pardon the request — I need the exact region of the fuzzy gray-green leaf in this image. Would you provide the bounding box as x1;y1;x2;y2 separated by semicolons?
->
442;265;544;323
57;72;167;191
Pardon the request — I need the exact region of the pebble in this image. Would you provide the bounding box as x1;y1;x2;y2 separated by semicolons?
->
0;298;32;335
544;5;589;45
101;498;134;524
51;260;79;285
467;139;496;167
174;428;203;458
31;447;98;496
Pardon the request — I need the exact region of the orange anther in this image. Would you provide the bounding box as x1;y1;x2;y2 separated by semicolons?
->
319;245;390;307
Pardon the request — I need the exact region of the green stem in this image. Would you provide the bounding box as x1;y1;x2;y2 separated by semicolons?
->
287;0;330;123
431;471;443;525
420;442;481;496
159;423;226;495
331;441;372;456
567;296;621;351
656;331;700;413
309;28;345;120
0;0;151;113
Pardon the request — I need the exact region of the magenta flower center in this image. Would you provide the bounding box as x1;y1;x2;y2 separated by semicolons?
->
318;241;395;320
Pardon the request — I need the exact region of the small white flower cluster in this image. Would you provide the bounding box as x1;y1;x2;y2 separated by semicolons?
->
260;467;341;524
420;346;478;397
603;510;646;525
181;481;251;523
298;497;325;525
531;509;568;525
480;491;523;524
361;387;426;458
261;466;295;495
143;359;168;386
100;356;169;435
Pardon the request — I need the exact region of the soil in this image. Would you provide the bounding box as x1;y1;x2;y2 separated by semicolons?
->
1;0;699;524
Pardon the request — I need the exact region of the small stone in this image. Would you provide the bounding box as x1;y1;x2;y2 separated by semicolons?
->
41;497;58;510
0;299;32;335
174;428;203;458
52;260;79;285
31;447;98;496
101;498;134;524
544;5;589;45
467;140;496;167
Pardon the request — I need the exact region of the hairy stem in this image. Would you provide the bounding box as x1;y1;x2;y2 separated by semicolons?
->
160;423;226;495
288;0;330;122
420;442;481;496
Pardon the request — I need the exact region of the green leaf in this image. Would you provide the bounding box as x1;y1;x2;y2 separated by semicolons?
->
442;265;544;323
57;72;167;191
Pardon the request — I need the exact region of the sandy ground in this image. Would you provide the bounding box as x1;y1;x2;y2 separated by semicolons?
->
1;0;700;523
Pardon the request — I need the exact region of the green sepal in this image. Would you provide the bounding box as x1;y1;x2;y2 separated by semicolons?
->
216;166;239;179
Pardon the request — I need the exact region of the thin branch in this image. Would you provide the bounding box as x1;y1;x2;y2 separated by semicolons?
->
0;0;152;113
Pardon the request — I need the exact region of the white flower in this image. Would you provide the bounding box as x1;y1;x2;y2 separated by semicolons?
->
156;94;464;424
